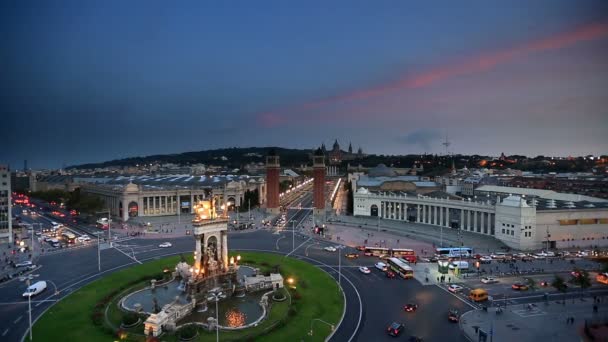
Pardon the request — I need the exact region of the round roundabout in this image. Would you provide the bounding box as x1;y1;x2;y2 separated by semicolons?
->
30;251;344;342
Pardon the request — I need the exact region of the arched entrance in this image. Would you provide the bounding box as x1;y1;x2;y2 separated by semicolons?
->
227;197;236;211
128;201;139;217
370;204;378;217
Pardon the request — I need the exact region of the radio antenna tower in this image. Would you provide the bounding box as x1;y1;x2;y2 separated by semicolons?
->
441;133;451;156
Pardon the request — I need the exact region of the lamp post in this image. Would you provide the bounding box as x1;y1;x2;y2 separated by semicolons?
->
94;231;103;272
209;291;225;342
291;220;295;252
336;245;346;288
21;273;39;341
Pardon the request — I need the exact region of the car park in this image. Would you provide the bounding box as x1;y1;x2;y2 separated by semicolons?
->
324;246;337;252
374;261;387;271
512;282;529;291
159;242;172;248
386;322;405;337
481;277;498;284
359;266;371;274
448;284;463;293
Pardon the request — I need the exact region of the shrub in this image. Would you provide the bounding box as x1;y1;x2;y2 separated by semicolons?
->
272;264;281;273
288;306;298;317
91;311;104;326
177;325;198;340
299;279;308;289
122;312;140;326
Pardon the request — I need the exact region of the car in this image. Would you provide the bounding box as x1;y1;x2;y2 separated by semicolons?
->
34;231;42;237
481;277;498;284
386;271;396;278
378;254;391;260
540;280;549;287
387;322;405;337
448;284;463;293
355;246;366;251
448;309;460;322
375;262;388;271
23;281;47;297
77;236;91;242
479;256;492;264
159;242;172;248
359;266;371;274
404;303;418;312
491;253;506;259
511;283;529;291
324;246;337;252
345;253;359;259
15;261;33;268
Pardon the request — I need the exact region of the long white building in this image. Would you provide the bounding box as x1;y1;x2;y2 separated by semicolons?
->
354;185;608;251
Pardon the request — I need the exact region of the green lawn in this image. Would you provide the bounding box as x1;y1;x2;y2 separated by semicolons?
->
32;251;344;342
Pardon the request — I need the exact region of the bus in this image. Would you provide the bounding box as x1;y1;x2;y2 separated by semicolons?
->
96;218;109;230
386;257;414;279
391;248;417;263
363;247;390;257
597;273;608;285
435;247;473;258
61;232;76;244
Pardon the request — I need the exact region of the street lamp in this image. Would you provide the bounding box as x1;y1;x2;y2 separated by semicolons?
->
21;273;39;341
209;291;226;342
336;245;346;288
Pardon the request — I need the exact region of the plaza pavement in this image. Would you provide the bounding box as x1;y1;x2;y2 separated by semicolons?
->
460;297;608;342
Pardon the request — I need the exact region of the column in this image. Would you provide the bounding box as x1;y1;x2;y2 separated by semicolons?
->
190;193;194;213
473;211;478;232
417;205;421;223
421;205;426;223
439;206;444;227
446;208;450;227
481;212;486;234
195;236;202;269
467;210;471;230
433;206;438;225
222;233;229;270
153;196;157;215
460;209;464;230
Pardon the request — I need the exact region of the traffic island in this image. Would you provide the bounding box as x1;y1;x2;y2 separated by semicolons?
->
30;251;343;342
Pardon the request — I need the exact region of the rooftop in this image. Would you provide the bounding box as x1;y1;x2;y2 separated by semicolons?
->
77;174;263;191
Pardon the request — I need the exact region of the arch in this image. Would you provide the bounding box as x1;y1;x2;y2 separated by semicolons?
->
227;197;236;210
370;204;378;217
206;235;219;261
128;201;139;217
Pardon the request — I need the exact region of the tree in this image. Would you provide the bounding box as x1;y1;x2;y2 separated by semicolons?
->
552;275;568;305
525;278;538;291
570;268;592;298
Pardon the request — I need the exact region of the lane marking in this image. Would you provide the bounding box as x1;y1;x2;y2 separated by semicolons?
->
275;235;285;250
13;316;22;324
113;245;142;264
2;328;8;337
285;237;312;257
435;285;479;310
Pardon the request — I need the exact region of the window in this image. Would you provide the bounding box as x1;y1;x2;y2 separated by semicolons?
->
502;229;505;234
511;230;514;236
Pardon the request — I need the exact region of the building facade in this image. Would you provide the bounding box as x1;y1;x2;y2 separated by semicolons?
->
353;185;608;251
0;165;12;243
80;175;265;222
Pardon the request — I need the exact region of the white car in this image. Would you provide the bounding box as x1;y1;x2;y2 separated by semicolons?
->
447;284;463;293
359;266;371;274
375;262;387;271
324;246;337;252
159;242;172;248
23;281;47;297
77;236;91;242
15;261;33;268
481;277;498;284
479;256;492;263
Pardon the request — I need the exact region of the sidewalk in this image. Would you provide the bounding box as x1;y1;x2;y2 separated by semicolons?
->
460;297;608;342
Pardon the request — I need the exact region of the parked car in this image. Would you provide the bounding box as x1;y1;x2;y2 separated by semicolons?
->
481;277;498;284
324;246;337;252
448;284;463;293
387;322;405;337
159;242;172;248
355;246;366;251
15;261;33;268
359;266;371;274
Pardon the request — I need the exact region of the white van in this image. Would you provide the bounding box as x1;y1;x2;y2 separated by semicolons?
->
448;261;469;270
23;281;47;297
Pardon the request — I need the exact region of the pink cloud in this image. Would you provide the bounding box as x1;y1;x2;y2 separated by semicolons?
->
257;21;608;127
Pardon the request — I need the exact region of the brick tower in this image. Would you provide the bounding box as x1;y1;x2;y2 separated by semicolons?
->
313;148;326;220
265;150;280;214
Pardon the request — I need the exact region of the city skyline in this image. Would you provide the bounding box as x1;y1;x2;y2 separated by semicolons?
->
3;1;608;169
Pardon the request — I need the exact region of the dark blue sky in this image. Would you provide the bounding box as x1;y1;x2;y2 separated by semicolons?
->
2;1;608;169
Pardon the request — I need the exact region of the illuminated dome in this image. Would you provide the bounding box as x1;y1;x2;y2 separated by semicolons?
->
125;182;139;192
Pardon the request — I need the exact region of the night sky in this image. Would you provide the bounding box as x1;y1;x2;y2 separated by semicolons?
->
2;1;608;169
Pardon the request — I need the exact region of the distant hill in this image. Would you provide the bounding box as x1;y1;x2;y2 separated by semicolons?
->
68;147;316;169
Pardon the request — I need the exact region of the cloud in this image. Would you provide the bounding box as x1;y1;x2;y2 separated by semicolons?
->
401;129;442;151
257;21;608;127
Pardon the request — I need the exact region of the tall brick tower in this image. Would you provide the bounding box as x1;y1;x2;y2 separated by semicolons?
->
265;150;280;214
313;148;326;220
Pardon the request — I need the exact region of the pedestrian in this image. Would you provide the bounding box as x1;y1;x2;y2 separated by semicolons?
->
449;277;451;282
437;276;440;282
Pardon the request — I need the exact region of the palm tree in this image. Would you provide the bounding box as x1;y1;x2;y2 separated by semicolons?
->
552;275;567;305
